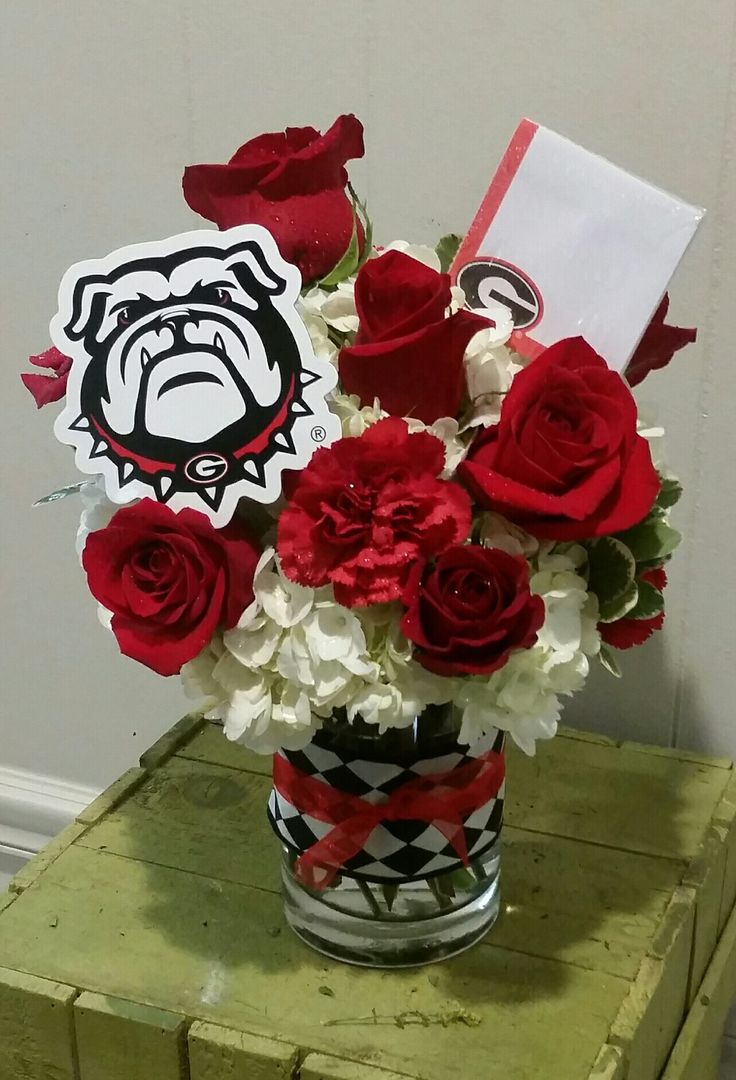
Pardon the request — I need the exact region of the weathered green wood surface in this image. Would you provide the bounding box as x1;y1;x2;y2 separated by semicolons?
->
188;1022;300;1080
661;892;736;1080
74;992;188;1080
0;967;78;1080
0;716;734;1080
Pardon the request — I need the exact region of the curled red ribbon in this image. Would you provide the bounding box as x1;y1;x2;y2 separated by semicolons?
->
273;747;505;890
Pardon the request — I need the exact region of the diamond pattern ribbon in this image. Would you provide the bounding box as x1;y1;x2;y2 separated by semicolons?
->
272;747;505;890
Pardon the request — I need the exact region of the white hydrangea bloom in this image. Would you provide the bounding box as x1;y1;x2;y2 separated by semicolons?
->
74;478;120;631
351;607;455;732
328;392;385;436
479;512;540;558
300;283;359;336
404;415;467;477
182;550;463;750
75;478;118;558
295;296;338;365
463;319;522;430
457;545;600;754
637;406;666;470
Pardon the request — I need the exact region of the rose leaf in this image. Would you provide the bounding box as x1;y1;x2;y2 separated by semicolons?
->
656;475;683;510
586;536;637;611
627;580;665;621
318;212;361;287
615;520;682;563
598;578;639;623
599;644;623;677
435;233;463;273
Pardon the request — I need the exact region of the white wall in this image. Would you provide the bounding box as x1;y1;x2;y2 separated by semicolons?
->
1;0;735;790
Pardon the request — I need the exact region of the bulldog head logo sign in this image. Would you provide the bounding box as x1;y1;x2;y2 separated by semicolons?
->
52;225;340;525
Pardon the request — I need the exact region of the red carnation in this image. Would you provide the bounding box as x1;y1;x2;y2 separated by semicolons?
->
626;296;696;388
459;337;660;540
339;250;489;424
21;346;71;408
183;114;365;284
599;568;667;650
277;417;472;607
401;545;545;676
82;500;261;676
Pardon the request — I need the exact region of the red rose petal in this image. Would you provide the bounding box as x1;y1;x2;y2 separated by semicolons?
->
340;308;489;425
182;115;365;283
401;545;545;676
82;500;260;676
460;336;660;540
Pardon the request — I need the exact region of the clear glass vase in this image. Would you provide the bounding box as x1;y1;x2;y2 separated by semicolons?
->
268;705;504;968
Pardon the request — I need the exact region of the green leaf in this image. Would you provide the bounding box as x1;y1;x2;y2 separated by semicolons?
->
599;644;623;678
34;481;87;506
598;578;639;623
636;555;671;572
627;579;664;621
586;536;637;613
318;212;361;287
657;476;683;510
352;190;373;273
435;233;463;273
318;187;374;287
616;520;682;562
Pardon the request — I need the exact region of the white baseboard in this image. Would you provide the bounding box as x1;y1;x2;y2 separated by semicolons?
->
0;763;99;874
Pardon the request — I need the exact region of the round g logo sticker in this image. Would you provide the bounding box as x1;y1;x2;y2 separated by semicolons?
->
184;453;229;484
457;259;542;329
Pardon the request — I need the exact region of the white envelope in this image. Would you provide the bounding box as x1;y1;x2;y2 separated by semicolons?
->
451;119;704;373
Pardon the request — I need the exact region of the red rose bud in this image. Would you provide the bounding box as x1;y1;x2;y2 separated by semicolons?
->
277;417;472;608
401;545;545;677
626;295;696;388
599;567;667;650
339;250;489;424
21;346;72;408
459;337;660;540
82;500;261;676
183;114;365;283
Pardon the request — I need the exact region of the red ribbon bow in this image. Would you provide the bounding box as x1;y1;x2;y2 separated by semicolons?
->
273;748;505;890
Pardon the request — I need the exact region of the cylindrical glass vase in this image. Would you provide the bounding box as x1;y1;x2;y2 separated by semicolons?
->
268;705;504;968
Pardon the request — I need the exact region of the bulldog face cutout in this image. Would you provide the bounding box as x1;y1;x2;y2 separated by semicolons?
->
52;226;340;525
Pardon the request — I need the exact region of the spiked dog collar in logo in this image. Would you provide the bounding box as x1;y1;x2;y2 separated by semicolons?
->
51;225;341;526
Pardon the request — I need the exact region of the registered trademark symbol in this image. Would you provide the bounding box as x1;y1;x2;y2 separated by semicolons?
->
311;425;326;443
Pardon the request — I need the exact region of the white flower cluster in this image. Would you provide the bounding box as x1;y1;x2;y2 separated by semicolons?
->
458;519;601;754
181;526;600;756
181;549;451;754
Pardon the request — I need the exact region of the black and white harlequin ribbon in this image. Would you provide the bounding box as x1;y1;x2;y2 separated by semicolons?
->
268;728;505;884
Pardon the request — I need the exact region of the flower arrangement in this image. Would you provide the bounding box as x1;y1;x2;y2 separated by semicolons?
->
24;114;698;964
24;113;695;761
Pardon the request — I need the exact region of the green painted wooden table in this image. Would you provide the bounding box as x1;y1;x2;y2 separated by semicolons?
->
2;714;736;1080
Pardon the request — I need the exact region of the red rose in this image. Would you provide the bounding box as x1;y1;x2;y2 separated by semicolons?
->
339;250;489;424
21;346;71;408
459;337;660;540
599;567;667;649
82;500;261;676
182;114;365;283
277;417;472;607
401;545;545;676
626;296;696;388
